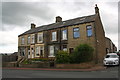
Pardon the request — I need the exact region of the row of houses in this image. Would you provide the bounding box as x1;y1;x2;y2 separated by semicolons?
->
18;4;117;64
105;37;117;53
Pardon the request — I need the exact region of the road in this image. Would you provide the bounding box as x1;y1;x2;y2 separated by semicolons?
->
2;66;119;78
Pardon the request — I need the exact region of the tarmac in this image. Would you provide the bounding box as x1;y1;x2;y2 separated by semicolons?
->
2;65;106;72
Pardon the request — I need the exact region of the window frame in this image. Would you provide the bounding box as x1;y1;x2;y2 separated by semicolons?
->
73;27;80;38
35;46;44;57
31;34;35;44
62;29;67;40
36;46;39;56
20;48;25;56
37;32;43;43
52;31;57;41
40;46;44;57
27;35;31;44
49;45;55;57
69;48;74;54
86;25;92;37
21;37;25;45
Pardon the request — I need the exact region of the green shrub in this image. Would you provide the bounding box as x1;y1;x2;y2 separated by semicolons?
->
70;44;94;63
56;50;70;64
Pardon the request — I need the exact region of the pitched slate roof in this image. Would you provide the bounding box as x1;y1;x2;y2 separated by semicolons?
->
19;14;96;37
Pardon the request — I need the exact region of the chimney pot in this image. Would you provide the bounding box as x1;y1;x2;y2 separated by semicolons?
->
95;4;99;14
31;23;36;29
56;16;62;23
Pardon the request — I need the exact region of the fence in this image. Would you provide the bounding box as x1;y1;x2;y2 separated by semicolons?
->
2;55;18;62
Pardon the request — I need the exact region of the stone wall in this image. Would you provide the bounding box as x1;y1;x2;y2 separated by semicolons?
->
56;62;95;69
19;62;50;68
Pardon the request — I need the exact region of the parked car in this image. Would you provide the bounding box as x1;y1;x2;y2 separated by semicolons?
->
103;53;119;66
117;52;120;57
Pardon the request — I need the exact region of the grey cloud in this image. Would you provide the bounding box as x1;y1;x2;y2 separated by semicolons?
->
118;2;120;50
2;2;55;31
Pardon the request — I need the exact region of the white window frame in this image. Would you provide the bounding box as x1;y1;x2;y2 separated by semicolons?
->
40;46;44;57
36;46;39;56
37;33;43;43
35;46;44;57
21;37;25;45
28;49;30;58
20;48;25;56
52;31;57;41
62;29;67;40
49;45;55;57
73;27;80;38
31;34;35;44
27;35;31;44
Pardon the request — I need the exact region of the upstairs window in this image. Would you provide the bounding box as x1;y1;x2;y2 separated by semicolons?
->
73;28;80;38
27;35;30;44
31;34;35;44
52;31;57;41
87;25;92;37
62;29;67;40
37;33;43;43
21;37;25;45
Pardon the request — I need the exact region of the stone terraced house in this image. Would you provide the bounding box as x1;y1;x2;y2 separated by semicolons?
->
18;5;111;64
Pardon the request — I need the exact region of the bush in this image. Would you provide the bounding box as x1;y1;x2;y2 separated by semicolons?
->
56;50;70;64
70;44;94;63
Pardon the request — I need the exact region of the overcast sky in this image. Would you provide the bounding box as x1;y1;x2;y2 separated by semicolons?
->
0;0;119;53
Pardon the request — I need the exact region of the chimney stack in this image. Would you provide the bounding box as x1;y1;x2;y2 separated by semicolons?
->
95;4;99;14
56;16;62;23
31;23;36;29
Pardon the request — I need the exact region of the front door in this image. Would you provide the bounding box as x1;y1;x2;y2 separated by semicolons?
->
31;48;34;58
28;50;30;58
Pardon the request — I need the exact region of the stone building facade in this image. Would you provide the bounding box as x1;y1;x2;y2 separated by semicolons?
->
18;5;115;64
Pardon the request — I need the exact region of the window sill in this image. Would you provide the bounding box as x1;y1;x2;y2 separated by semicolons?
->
48;56;55;57
51;40;57;42
37;41;43;43
62;39;67;40
87;36;92;37
73;37;79;39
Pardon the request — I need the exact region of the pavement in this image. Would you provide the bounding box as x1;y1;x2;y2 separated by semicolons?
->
2;65;107;72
